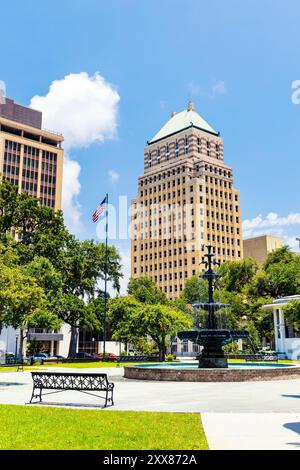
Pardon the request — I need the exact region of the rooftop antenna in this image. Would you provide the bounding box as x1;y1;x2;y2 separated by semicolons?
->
0;80;6;105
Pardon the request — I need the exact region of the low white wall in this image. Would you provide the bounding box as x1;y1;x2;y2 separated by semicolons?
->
0;326;19;355
283;338;300;360
98;341;124;355
57;323;72;357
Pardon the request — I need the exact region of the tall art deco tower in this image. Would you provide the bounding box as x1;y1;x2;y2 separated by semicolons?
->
131;102;243;298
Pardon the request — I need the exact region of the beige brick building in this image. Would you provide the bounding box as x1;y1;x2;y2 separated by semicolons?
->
131;102;243;298
243;235;284;265
0;97;63;210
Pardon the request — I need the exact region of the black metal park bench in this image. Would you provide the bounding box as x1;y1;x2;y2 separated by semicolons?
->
244;354;278;362
29;371;114;407
117;355;159;362
0;357;24;371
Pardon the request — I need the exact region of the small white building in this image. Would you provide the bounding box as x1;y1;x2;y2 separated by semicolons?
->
0;324;123;358
263;295;300;360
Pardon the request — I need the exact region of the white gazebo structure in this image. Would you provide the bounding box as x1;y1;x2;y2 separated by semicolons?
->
263;295;300;360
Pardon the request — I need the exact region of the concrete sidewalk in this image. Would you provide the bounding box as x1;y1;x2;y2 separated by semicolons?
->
201;413;300;450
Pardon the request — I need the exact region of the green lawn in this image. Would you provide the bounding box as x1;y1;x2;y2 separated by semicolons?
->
0;362;140;372
0;405;208;450
0;366;37;373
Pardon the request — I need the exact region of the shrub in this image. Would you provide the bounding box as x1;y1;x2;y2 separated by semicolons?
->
165;354;175;362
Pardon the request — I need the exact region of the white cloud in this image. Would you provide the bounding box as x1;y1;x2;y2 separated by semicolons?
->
211;80;227;98
187;81;202;96
29;72;120;231
243;212;300;251
108;169;120;183
187;80;227;100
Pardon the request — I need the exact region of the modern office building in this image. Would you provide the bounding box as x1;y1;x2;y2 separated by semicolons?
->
243;235;284;265
0;96;64;358
0;97;63;210
131;102;243;297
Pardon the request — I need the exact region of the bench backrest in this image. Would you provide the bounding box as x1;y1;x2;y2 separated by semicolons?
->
31;372;109;391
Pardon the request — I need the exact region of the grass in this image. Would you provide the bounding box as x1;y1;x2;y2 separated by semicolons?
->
0;366;37;373
0;362;141;372
0;405;208;450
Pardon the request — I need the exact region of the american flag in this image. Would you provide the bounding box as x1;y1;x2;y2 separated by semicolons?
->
92;195;107;223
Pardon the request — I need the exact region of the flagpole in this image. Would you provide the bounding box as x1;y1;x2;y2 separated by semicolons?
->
103;193;108;357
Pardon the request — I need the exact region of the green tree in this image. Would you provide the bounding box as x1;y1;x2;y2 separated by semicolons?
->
284;300;300;332
135;303;192;361
55;293;102;357
0;180;18;235
128;276;166;304
109;296;191;361
0;260;45;354
60;239;122;356
218;258;258;293
251;246;300;298
179;275;208;305
108;296;143;347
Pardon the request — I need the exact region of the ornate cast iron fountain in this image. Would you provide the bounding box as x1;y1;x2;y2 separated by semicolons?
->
178;246;249;368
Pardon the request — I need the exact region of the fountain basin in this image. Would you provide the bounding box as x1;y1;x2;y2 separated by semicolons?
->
124;362;300;382
178;329;250;368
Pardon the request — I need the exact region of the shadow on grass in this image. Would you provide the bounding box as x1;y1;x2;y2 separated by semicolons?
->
27;401;106;409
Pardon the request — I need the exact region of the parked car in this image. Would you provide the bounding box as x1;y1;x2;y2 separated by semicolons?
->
97;352;118;360
25;353;49;363
74;352;95;359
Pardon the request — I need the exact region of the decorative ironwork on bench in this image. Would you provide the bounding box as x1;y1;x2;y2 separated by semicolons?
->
29;371;114;407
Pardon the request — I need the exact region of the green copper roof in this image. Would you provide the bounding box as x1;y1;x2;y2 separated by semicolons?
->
148;102;218;144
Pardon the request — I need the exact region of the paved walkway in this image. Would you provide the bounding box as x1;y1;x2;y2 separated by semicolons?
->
202;413;300;450
1;367;300;449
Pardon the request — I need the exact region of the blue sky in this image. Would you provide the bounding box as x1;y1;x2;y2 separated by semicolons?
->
1;0;300;289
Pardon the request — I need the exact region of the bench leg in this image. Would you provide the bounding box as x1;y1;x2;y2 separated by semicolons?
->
29;387;42;404
104;389;114;407
29;387;36;404
110;389;114;406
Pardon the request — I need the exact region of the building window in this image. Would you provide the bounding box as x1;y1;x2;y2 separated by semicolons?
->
175;140;179;157
166;143;170;160
197;137;201;153
148;152;152;167
207;141;210;156
184;136;189;153
157;148;161;164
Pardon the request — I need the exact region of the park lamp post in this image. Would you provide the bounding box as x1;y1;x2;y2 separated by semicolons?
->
15;334;19;358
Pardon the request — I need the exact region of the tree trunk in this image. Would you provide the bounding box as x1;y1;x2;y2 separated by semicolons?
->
19;329;25;356
158;336;166;362
68;325;79;358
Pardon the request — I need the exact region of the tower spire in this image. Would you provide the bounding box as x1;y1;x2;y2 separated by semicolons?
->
187;100;195;111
